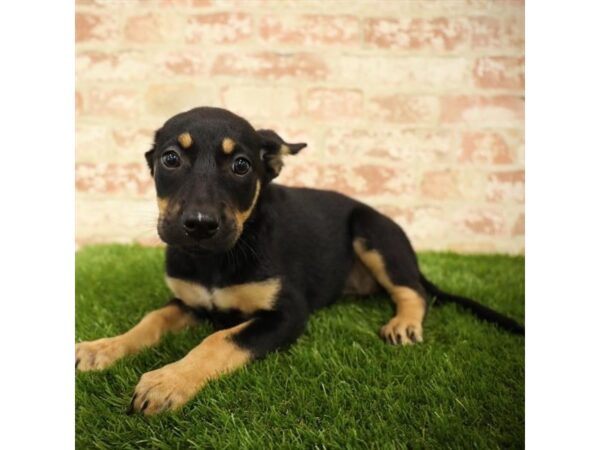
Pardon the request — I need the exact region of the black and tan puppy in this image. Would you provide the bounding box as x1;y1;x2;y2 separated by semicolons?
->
76;107;523;415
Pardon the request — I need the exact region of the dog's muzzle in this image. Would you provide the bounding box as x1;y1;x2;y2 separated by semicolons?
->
181;211;220;240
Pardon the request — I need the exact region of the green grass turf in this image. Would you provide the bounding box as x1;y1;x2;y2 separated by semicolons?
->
76;245;524;449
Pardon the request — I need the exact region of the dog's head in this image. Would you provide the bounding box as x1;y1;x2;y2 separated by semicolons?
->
145;107;306;253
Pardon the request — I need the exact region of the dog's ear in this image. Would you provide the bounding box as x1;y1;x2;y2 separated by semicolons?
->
145;130;161;175
257;129;307;181
144;145;156;175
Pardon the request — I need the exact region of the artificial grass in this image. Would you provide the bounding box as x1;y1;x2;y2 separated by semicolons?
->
76;245;524;449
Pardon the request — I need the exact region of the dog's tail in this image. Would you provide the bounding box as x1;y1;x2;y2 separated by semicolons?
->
419;273;524;335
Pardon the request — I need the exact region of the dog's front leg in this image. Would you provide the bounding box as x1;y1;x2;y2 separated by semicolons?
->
128;306;308;415
76;299;197;371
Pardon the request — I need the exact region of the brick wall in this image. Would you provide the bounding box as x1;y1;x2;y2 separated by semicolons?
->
75;0;524;253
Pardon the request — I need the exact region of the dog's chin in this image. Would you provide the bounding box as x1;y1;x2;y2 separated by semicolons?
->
158;229;239;255
178;239;237;256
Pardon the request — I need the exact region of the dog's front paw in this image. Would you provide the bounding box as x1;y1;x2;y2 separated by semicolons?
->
127;363;199;416
76;337;127;371
380;317;424;346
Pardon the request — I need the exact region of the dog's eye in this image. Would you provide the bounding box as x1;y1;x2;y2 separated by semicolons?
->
161;150;181;169
232;157;251;175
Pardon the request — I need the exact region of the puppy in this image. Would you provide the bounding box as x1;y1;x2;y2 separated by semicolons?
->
76;107;523;415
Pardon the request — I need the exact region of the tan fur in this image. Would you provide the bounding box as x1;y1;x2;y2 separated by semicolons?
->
166;276;280;314
353;238;426;345
131;321;251;415
352;239;394;291
76;304;196;371
265;143;291;175
157;197;169;216
280;144;291;155
222;137;235;154
177;132;193;149
234;180;261;233
166;276;212;309
213;279;281;314
269;155;284;175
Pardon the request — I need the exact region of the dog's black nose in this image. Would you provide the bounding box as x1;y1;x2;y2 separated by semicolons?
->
182;212;220;239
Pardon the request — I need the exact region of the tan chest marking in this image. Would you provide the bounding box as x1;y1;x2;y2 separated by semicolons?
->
165;277;212;309
165;276;281;314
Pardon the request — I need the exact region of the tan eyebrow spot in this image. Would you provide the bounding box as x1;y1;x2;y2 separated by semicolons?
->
222;137;235;154
177;132;193;149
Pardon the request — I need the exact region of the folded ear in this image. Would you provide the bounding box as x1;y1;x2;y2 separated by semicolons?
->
257;129;307;181
144;145;155;175
145;130;161;175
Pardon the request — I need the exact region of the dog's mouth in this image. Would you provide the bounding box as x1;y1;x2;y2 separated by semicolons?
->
174;237;238;255
157;216;241;254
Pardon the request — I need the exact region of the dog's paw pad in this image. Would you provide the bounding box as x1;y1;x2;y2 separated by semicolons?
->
75;337;126;371
379;317;423;346
128;365;197;416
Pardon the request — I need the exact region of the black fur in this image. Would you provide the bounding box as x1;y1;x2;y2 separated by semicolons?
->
148;106;524;360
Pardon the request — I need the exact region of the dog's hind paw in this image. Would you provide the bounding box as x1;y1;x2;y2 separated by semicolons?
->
380;317;423;346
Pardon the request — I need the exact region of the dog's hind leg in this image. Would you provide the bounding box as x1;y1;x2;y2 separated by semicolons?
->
350;206;428;346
